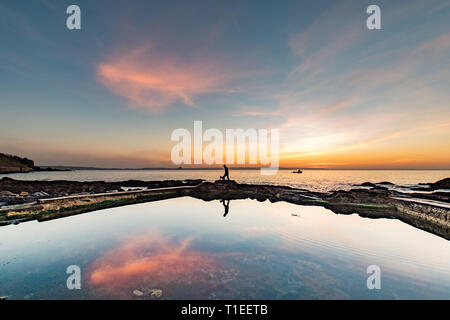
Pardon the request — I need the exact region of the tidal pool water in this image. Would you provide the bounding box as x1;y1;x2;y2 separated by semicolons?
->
0;197;449;300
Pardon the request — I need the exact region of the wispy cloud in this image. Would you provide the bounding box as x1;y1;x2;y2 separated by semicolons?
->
288;0;365;79
97;46;244;112
266;0;450;167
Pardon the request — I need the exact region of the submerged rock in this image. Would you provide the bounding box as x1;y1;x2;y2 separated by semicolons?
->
149;288;163;298
133;289;143;297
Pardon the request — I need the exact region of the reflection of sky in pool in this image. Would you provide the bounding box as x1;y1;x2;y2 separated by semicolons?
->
0;197;449;299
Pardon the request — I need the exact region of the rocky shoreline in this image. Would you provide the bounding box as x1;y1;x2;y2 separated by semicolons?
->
0;177;449;240
0;177;204;205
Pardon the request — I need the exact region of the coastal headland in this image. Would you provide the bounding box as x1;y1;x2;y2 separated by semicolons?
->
0;153;69;174
0;177;449;240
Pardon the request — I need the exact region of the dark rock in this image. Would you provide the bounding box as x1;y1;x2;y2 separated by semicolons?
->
0;177;204;205
324;188;391;205
410;192;450;203
429;178;450;190
360;182;376;187
0;191;15;196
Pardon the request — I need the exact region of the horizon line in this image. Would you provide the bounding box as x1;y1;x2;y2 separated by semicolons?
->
38;166;450;171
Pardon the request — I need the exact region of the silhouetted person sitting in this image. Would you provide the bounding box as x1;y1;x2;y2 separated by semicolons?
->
221;199;230;217
221;164;230;181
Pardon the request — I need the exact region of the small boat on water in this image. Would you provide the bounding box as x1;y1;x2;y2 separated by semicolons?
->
292;169;303;173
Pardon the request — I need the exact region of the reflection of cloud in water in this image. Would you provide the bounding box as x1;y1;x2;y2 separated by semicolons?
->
89;231;216;287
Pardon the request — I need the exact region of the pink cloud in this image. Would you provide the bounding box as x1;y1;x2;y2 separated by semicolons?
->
97;47;240;112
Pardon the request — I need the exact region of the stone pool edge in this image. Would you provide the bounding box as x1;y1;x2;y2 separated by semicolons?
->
0;180;449;241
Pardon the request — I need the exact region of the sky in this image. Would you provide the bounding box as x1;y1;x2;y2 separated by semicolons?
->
0;0;449;169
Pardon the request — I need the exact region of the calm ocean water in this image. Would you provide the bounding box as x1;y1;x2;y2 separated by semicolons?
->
2;169;450;192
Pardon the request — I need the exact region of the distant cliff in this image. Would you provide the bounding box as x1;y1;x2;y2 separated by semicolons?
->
0;153;35;173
